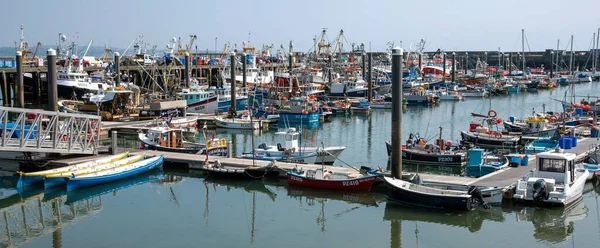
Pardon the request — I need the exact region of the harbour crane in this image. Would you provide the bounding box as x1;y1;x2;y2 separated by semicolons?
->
317;28;330;55
32;42;41;59
332;29;344;56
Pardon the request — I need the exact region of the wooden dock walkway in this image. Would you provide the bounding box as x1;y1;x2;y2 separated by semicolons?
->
47;137;599;188
470;137;597;187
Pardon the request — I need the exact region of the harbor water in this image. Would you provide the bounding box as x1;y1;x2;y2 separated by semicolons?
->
2;82;600;247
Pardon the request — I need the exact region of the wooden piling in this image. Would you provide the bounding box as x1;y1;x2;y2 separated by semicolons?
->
367;52;372;102
114;52;121;86
16;51;24;108
1;71;8;106
391;47;403;179
47;49;58;111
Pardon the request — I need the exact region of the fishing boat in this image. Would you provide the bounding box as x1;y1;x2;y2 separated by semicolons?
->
65;155;164;191
239;152;321;164
513;149;589;206
139;127;205;154
460;130;520;149
466;148;509;177
525;138;559;154
386;132;466;167
503;117;558;137
16;152;129;188
370;98;392;109
44;154;145;188
200;160;280;178
252;128;346;165
383;176;495;210
461;111;521;149
437;90;464;101
214;115;260;130
58;100;84;113
329;80;369;97
287;167;379;191
351;100;371;115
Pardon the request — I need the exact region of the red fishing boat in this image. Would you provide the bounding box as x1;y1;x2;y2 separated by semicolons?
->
287;167;379;191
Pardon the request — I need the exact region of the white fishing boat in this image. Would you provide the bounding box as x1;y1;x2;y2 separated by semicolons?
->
253;128;346;165
437;90;464;101
214;115;260;130
513;149;589;206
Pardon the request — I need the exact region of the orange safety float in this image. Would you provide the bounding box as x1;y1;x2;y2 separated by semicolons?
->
548;115;558;123
488;110;497;117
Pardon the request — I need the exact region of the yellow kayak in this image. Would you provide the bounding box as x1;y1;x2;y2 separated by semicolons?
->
21;152;129;177
45;154;145;178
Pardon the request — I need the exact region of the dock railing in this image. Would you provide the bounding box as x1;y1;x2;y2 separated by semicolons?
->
0;106;101;155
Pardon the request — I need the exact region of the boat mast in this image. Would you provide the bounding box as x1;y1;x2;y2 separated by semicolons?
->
596;28;600;72
522;29;526;75
570;35;574;75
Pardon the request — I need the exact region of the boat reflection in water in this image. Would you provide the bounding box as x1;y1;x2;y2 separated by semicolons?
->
287;185;384;232
513;198;588;243
383;201;505;233
383;197;588;246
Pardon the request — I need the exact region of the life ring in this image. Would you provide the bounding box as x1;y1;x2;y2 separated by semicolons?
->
494;132;502;139
488;109;497;117
207;140;213;148
549;115;558;123
219;138;227;147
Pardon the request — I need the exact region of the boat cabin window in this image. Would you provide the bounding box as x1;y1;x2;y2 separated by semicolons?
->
538;158;566;173
285;133;298;141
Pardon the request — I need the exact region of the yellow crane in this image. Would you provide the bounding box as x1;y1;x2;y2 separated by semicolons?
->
332;29;344;56
317;28;330;55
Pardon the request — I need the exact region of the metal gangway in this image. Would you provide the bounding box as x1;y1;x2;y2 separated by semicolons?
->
0;106;101;155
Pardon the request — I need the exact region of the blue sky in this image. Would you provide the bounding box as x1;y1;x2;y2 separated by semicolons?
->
2;0;599;52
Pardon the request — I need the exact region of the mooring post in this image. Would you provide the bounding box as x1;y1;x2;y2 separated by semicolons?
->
227;141;232;158
1;71;8;106
16;51;24;108
47;49;58;111
550;51;554;79
361;52;366;80
288;53;293;75
229;52;237;116
184;52;190;88
418;52;422;74
368;52;373;102
242;53;247;91
391;47;403;179
464;52;468;75
442;52;447;82
451;52;456;83
110;130;117;155
114;52;121;86
508;53;513;75
34;72;41;104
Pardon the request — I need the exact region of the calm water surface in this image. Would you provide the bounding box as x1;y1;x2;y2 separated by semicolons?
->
2;83;600;248
1;170;599;248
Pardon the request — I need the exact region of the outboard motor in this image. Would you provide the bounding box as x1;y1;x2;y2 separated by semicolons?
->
468;186;491;209
532;179;549;203
411;173;423;185
258;143;267;150
277;143;285;151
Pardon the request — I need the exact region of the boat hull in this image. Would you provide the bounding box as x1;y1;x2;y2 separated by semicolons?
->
186;97;219;114
278;112;320;123
460;131;520;149
66;155;164;191
384;177;473;210
287;173;378;191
